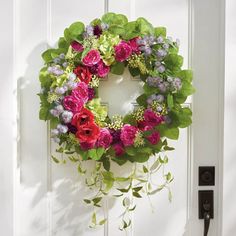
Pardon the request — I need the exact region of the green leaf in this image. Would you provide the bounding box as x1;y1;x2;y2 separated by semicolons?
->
99;219;107;225
164;127;179;140
128;67;140;77
39;106;50;121
154;27;167;37
133;186;143;192
110;62;125;75
179;81;195;96
51;155;60;163
164;146;175;151
129;205;136;211
102;171;115;191
102;12;128;26
58;37;69;49
148;186;164;195
41;49;54;63
123;114;137;126
128;154;149;163
102;157;110;171
166;172;172;181
92;212;97;225
115;177;130;182
84;199;91;204
117;183;131;193
97;147;105;159
143;165;148;173
177;70;193;83
136;17;154;35
88;148;104;161
68;21;85;37
132;191;142;198
136;94;147;107
125;146;136;156
164;54;183;71
167;94;174;109
123;21;139;40
77;164;86;174
143;84;158;96
92;197;102;205
150;159;160;171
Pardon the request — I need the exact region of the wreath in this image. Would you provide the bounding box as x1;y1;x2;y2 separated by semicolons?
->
38;12;194;229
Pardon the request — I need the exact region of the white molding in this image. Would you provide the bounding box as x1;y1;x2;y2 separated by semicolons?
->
46;1;53;236
217;0;225;235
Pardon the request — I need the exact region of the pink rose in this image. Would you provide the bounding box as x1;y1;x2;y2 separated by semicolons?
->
71;41;84;52
97;60;110;77
144;109;163;127
80;141;96;150
120;124;138;147
114;41;132;62
129;37;140;54
137;120;153;131
82;49;101;66
71;82;88;103
63;96;83;113
97;128;113;149
113;143;125;156
147;131;160;145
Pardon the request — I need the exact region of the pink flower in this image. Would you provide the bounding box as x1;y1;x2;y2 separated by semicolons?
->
80;141;96;150
71;82;88;103
97;60;110;77
63;96;83;113
137;120;153;131
129;37;140;54
82;49;101;66
147;131;160;145
113;143;125;156
120;124;138;146
144;109;163;127
114;41;132;62
71;41;84;52
97;128;113;149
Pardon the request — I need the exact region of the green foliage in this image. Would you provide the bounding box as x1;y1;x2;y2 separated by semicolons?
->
42;48;66;63
102;171;115;191
63;21;84;43
123;114;137;126
154;27;167;37
167;94;174;109
136;94;148;107
86;98;108;123
102;12;128;26
88;148;105;161
110;62;125;75
164;54;183;71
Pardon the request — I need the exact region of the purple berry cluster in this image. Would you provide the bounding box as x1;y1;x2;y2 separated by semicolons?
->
147;76;182;93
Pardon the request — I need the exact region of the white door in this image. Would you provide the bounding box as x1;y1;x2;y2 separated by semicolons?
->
0;0;225;235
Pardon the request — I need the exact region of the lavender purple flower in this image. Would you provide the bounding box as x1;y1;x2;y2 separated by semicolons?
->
157;49;167;58
57;124;68;134
156;36;164;44
61;111;73;124
157;65;166;73
48;66;64;76
55;87;66;95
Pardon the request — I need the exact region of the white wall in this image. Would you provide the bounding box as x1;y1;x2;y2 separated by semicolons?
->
0;0;14;235
223;0;236;235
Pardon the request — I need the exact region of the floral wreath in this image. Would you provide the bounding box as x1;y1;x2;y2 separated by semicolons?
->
39;13;194;229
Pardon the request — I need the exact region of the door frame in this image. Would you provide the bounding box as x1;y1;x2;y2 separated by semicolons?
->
0;0;227;235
